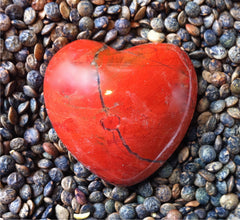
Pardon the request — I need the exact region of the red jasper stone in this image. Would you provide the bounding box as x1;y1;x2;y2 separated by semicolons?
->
44;40;197;186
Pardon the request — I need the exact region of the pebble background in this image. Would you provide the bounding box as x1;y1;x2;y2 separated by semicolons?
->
1;0;240;219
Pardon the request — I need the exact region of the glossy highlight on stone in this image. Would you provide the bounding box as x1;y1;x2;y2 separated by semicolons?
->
44;40;197;186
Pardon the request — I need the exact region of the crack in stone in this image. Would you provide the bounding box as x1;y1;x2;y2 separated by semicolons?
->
91;45;163;164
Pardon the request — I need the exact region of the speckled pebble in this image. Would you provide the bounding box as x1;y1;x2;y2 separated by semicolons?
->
111;186;129;202
155;185;172;202
228;46;240;64
137;181;153;197
119;204;136;219
164;16;179;32
220;193;239;210
0;155;15;176
205;162;223;172
210;100;225;113
195;188;210;205
216;167;230;181
143;196;160;212
185;2;200;18
199;145;216;163
219;148;230;164
181;185;195;201
0;186;17;205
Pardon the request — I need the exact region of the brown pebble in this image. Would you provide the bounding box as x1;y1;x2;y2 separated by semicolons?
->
60;1;70;19
27;200;35;216
197;111;212;125
32;0;47;11
227;107;240;119
8;106;18;125
185;200;200;207
114;201;123;212
185;24;200;36
134;6;146;21
178;146;189;163
197;97;209;113
5;81;16;97
166;209;182;220
34;43;44;61
15;164;30;177
211;71;227;87
172;184;180;199
124;192;136;203
42;142;59;158
198;169;215;182
91;0;105;5
53;37;69;52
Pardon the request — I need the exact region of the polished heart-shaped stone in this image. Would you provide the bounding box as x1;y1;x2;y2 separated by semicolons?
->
44;40;197;186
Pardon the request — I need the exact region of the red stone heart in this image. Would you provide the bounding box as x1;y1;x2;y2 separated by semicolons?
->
44;40;197;186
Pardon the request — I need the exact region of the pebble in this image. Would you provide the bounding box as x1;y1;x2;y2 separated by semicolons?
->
54;155;69;171
119;204;136;219
164;16;179;32
227;136;240;154
7;172;25;189
185;1;200;18
89;191;105;203
107;212;121;220
19;30;37;47
0;187;17;204
195;187;210;205
216;167;230;181
55;204;69;220
210;100;225;113
24;127;40;145
220;193;239;210
0;13;11;31
77;0;93;17
150;17;164;32
23;7;36;25
136;204;149;218
137;181;153;197
181;185;195;201
158;163;173;178
166;209;182;220
143;196;160;212
44;2;61;21
73;162;90;177
79;17;94;31
147;30;165;43
5;4;23;20
5;35;22;52
220;113;235;127
199;145;216;163
9;196;22;214
111;186;129;202
205;162;223;172
228;46;240;64
0;155;15;176
115;18;131;35
155;185;172;202
220;31;236;49
49;167;63;182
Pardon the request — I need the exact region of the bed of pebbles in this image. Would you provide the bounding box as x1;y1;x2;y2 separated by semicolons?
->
1;0;240;219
